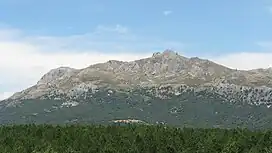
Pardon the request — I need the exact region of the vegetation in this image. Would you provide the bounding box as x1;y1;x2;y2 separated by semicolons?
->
1;88;272;129
0;124;272;153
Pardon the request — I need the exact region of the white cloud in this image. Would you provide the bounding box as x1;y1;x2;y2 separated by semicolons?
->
203;41;272;70
209;52;272;70
163;10;173;16
95;24;129;34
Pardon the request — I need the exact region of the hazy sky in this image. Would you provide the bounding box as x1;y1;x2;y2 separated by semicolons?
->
1;0;272;99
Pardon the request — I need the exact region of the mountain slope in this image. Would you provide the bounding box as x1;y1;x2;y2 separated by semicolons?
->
1;50;272;128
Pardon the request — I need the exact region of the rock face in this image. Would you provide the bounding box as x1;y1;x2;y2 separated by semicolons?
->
1;50;272;128
6;50;272;106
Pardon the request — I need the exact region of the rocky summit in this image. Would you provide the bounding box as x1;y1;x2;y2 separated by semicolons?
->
1;50;272;129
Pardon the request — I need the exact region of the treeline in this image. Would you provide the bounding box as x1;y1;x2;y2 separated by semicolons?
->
0;124;271;153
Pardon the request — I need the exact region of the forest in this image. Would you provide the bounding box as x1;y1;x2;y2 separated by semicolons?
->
0;124;271;153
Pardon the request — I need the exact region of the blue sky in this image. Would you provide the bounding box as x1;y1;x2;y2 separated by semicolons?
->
1;0;272;55
1;0;272;99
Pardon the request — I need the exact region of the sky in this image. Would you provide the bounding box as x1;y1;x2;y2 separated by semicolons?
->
1;0;272;99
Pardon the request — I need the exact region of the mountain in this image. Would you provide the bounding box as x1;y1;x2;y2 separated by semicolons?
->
1;50;272;129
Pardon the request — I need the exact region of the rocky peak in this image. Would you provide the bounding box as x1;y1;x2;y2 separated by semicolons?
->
162;49;178;56
37;50;231;87
37;67;77;85
152;49;186;60
152;52;161;58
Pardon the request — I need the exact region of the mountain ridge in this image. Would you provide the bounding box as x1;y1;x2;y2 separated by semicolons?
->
5;50;272;101
1;50;272;128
